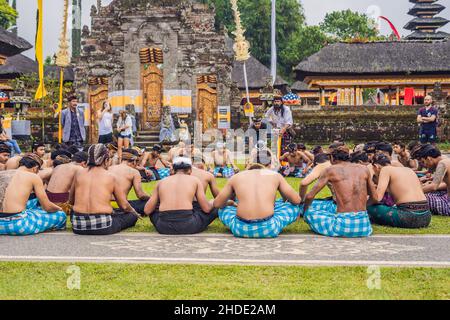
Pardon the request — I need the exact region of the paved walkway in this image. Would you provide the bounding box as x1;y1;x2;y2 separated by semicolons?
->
0;233;449;267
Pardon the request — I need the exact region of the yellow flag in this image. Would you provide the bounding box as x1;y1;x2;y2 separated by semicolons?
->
34;0;47;100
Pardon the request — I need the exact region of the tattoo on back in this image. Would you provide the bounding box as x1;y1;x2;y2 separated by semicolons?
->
433;162;448;186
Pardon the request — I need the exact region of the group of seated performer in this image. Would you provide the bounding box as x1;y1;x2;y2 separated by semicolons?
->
138;144;171;181
279;143;313;178
1;138;449;238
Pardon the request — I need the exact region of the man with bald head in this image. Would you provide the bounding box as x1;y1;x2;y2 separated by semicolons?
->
417;95;439;144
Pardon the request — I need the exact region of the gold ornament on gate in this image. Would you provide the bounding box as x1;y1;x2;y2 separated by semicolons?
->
56;0;70;68
230;0;250;62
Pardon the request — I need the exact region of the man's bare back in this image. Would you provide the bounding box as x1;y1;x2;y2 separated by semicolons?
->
109;163;149;200
71;167;118;214
376;166;426;204
157;174;206;211
214;169;301;220
47;163;81;194
1;169;61;213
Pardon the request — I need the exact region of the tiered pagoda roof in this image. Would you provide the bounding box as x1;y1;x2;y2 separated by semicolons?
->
0;28;32;65
405;0;449;40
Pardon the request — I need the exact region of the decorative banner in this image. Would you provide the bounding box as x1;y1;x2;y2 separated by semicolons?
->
163;89;192;113
218;106;231;130
34;0;48;100
108;90;143;113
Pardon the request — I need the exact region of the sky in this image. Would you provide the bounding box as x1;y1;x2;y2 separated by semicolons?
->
14;0;450;59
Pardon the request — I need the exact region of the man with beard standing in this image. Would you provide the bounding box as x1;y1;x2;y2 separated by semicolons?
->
264;95;294;155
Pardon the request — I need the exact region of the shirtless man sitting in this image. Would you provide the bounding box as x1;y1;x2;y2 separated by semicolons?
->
167;142;186;163
144;157;217;235
214;150;301;238
246;141;279;171
393;142;418;170
413;144;450;216
0;154;66;236
69;144;139;235
45;151;88;214
302;146;376;238
109;149;150;215
279;143;312;178
210;142;239;178
368;153;431;228
299;153;332;201
140;144;172;181
0;143;10;171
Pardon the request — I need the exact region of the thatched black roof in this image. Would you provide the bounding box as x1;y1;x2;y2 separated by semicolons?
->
291;81;317;92
0;54;75;81
232;57;287;89
408;3;445;16
294;40;450;80
406;31;450;40
0;28;32;57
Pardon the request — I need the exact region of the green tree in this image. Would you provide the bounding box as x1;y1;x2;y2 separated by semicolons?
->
281;25;330;75
320;9;379;41
0;0;17;30
201;0;305;81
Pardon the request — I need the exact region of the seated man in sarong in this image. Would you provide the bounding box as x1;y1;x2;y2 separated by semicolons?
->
299;153;331;202
279;143;312;178
0;143;11;171
109;149;150;216
69;144;139;235
214;150;301;239
140;144;171;181
368;153;431;228
144;157;217;235
414;144;450;216
45;152;88;214
210;142;239;178
0;154;66;236
302;146;376;238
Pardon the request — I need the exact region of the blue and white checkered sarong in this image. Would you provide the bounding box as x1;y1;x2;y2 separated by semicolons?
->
213;166;235;179
219;200;300;238
302;199;372;238
149;168;171;181
0;199;66;236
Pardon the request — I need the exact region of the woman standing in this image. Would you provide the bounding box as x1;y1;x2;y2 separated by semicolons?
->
97;101;114;144
0;115;21;156
117;110;133;161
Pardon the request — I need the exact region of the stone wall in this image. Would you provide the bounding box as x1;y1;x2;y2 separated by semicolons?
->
291;105;450;143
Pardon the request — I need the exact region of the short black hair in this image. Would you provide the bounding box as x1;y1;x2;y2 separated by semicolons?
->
19;157;40;169
350;151;369;164
372;153;391;166
0;143;11;154
329;142;344;151
72;151;88;163
314;153;329;165
330;147;350;162
67;145;80;156
152;144;163;153
375;142;393;156
414;144;442;160
312;146;323;155
51;149;72;161
364;141;379;154
297;143;306;150
393;141;405;149
408;141;420;152
287;143;297;152
32;142;45;152
68;95;78;102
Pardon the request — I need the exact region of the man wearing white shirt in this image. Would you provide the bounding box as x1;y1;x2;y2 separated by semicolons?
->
264;96;294;154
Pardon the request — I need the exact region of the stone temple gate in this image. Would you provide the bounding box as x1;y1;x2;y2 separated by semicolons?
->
74;0;236;142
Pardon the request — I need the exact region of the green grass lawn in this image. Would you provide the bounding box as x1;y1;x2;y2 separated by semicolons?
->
0;262;448;300
121;178;450;235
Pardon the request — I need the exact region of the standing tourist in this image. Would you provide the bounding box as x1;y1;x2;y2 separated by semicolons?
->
117;110;133;162
0;115;21;156
61;96;86;149
264;96;294;154
417;95;439;144
97;101;114;144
